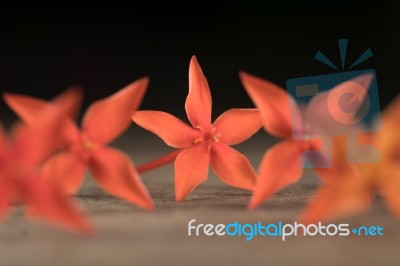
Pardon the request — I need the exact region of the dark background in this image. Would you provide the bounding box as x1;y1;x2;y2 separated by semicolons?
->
0;1;399;125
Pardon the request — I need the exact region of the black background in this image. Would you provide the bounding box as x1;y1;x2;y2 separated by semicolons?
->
0;1;399;125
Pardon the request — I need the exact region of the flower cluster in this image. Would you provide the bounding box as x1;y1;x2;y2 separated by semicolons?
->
1;56;399;234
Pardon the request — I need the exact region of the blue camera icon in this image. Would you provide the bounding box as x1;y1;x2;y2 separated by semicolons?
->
285;40;382;168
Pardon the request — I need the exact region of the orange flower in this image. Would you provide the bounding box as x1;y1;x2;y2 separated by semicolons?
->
240;72;374;209
300;96;400;224
4;78;153;210
132;56;262;201
0;103;91;234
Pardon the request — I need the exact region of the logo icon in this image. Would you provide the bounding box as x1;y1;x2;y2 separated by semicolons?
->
286;39;381;168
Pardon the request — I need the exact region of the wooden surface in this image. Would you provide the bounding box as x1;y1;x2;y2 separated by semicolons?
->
0;130;399;266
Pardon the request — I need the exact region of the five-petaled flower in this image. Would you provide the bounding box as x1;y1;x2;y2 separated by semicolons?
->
239;72;374;209
4;78;153;210
133;56;262;201
0;97;91;234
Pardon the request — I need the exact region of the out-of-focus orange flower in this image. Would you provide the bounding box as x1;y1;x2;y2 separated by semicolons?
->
301;96;400;224
132;56;262;201
240;72;374;209
4;78;153;210
0;102;91;234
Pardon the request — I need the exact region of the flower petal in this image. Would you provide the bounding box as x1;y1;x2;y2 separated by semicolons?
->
376;96;400;157
381;96;400;125
239;72;301;138
370;96;400;218
12;108;66;164
0;123;8;156
89;147;153;210
185;56;212;128
300;175;370;225
82;77;148;144
22;177;92;234
174;144;210;201
3;93;47;122
42;151;87;195
3;87;83;122
3;90;81;145
210;143;257;190
248;140;304;209
212;108;263;145
52;86;83;121
133;111;200;148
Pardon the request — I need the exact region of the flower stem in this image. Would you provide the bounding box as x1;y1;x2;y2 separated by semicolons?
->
137;149;181;174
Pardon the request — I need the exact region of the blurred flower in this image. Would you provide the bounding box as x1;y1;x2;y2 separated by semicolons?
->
133;56;262;201
240;72;373;209
0;103;91;234
4;78;153;210
300;96;400;224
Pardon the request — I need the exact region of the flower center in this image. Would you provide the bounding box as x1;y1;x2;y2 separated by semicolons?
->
193;126;221;144
81;133;97;152
69;133;97;161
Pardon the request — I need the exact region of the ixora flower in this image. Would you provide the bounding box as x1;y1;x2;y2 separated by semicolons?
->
4;78;153;210
239;72;374;209
132;56;262;201
300;96;400;224
0;104;91;234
